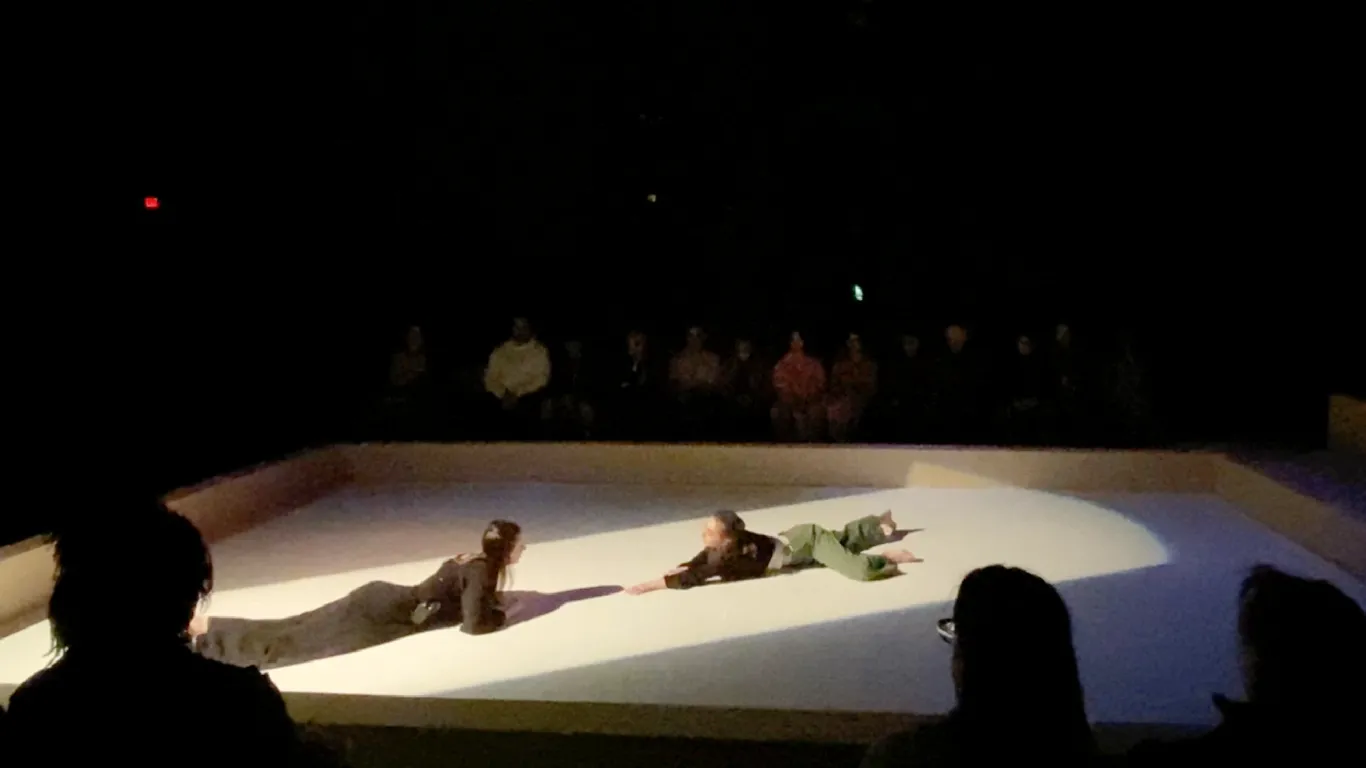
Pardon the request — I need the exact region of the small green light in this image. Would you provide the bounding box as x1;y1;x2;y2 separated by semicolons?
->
853;284;864;301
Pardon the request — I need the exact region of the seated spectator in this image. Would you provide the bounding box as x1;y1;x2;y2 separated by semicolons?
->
378;325;435;439
771;331;827;441
668;326;723;439
541;338;596;439
874;333;932;441
720;337;771;441
606;330;664;440
863;565;1096;767
827;332;878;442
1001;333;1050;445
389;325;428;392
4;500;313;765
1129;564;1366;764
930;324;988;443
483;317;552;438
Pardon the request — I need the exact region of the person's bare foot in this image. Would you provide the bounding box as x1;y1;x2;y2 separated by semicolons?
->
884;549;923;565
880;509;897;537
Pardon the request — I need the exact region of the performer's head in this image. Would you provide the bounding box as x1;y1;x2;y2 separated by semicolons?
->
703;510;746;550
511;317;534;344
481;520;524;588
1235;564;1366;715
949;565;1091;752
47;500;213;656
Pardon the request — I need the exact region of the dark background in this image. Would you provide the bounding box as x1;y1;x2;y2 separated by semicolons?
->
9;4;1356;545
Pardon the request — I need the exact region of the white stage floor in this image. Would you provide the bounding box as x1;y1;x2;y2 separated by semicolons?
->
2;483;1363;726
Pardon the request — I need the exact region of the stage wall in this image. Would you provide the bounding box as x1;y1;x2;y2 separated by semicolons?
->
4;443;1361;638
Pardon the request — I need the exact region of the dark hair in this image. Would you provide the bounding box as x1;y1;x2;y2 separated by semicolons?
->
951;566;1094;757
710;509;747;541
47;502;213;656
1237;564;1366;717
480;520;522;592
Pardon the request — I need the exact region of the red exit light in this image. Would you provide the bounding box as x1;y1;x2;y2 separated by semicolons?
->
144;197;159;210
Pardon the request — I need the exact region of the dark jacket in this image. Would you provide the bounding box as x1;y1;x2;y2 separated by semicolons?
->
414;555;506;635
664;530;778;589
1129;695;1361;765
5;641;304;765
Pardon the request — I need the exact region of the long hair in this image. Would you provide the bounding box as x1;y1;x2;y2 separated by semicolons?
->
1237;564;1366;721
47;502;213;657
709;510;746;554
479;520;521;592
951;565;1094;758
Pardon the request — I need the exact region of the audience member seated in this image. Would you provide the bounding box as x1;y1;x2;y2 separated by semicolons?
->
875;333;932;441
1051;323;1086;442
379;325;434;438
1104;332;1155;446
826;332;878;442
668;326;723;439
771;331;827;441
720;337;771;441
1001;333;1050;445
863;565;1097;768
3;501;316;765
607;329;664;439
1128;564;1366;765
483;316;552;438
541;338;596;439
930;324;988;443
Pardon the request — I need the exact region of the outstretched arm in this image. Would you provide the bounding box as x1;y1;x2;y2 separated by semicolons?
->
625;566;687;595
627;550;715;595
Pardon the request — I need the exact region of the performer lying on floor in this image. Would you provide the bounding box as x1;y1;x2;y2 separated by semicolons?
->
626;509;920;595
189;520;524;671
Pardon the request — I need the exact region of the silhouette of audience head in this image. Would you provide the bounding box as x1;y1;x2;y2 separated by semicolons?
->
950;565;1092;754
627;330;647;356
901;334;920;356
945;325;968;353
405;325;424;352
47;502;212;655
684;326;706;351
1236;564;1366;719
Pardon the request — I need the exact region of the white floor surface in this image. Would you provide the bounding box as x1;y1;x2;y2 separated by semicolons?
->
2;483;1362;726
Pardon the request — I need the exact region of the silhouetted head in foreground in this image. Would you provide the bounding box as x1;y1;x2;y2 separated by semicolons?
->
1236;564;1366;722
47;502;213;656
950;565;1094;757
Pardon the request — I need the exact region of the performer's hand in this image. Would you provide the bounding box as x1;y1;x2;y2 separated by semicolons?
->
625;581;660;595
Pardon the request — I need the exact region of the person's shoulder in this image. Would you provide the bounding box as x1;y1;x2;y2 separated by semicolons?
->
7;662;62;709
186;652;279;689
456;555;492;578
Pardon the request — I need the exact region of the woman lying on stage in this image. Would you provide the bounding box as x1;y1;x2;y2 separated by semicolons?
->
625;509;921;595
189;520;525;671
